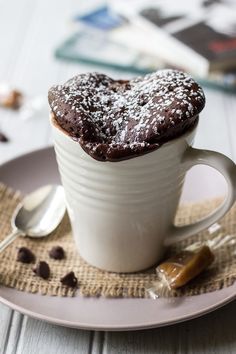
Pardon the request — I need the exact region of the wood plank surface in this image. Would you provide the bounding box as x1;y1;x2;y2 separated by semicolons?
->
0;1;236;353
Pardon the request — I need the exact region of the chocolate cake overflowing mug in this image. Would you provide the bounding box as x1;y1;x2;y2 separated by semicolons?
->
49;70;236;272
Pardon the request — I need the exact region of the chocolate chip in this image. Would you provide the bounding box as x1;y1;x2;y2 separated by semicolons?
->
17;247;35;264
33;261;50;279
49;246;65;260
0;131;9;142
60;271;78;288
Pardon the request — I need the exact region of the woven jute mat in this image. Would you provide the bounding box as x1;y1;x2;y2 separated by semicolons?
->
0;182;236;298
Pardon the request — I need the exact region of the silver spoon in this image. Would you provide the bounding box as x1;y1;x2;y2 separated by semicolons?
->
0;185;66;252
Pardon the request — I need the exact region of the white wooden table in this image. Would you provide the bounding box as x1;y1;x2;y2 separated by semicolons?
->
1;1;236;353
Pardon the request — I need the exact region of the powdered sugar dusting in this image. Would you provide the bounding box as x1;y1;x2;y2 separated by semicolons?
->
48;70;205;161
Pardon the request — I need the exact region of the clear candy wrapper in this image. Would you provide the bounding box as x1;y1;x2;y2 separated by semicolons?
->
147;223;236;299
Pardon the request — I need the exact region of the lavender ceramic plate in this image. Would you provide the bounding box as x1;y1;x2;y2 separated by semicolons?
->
0;147;235;331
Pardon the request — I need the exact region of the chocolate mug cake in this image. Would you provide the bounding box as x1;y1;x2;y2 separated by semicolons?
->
48;70;205;161
50;69;236;273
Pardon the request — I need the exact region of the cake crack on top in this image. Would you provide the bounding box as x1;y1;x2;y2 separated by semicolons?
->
48;70;205;161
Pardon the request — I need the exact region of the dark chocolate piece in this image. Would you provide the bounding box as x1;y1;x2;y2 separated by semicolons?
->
0;131;9;142
33;261;50;279
48;70;205;161
49;246;65;260
17;247;35;264
60;271;78;287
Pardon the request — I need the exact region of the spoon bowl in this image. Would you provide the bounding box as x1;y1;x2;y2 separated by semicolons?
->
0;185;66;252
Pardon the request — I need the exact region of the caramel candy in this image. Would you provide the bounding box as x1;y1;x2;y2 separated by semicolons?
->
157;245;215;289
0;89;23;109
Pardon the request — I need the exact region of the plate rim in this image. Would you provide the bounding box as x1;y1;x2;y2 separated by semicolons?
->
0;146;235;331
0;286;235;331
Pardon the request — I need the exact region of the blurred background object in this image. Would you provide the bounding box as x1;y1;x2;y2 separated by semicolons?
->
56;0;236;92
1;0;236;164
1;1;236;352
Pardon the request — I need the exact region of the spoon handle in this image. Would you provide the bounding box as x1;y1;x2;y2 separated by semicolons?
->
0;229;21;252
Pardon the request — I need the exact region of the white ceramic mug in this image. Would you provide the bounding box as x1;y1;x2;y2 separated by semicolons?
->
51;115;236;272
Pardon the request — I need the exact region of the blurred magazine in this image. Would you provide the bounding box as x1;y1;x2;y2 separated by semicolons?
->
109;0;236;78
55;4;236;93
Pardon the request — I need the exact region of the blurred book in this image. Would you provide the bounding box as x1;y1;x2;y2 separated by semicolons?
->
55;3;236;93
110;0;236;78
74;5;124;30
55;29;167;74
56;5;168;74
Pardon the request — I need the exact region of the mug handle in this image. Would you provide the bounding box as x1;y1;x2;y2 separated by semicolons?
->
166;147;236;245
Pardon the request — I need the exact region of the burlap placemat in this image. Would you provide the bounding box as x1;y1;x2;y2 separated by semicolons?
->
0;182;236;298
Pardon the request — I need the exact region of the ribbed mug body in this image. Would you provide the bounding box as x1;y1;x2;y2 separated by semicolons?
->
52;118;196;272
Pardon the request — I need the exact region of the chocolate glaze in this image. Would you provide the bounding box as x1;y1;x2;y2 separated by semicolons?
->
48;70;205;161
